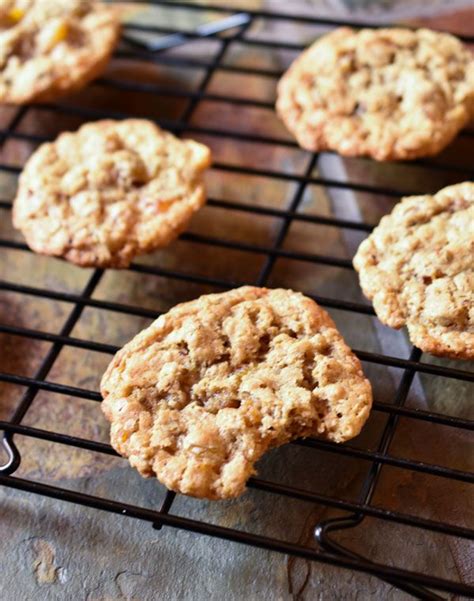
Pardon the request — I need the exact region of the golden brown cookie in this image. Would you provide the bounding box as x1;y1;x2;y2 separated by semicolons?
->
353;182;474;359
0;0;120;104
276;27;474;161
101;286;373;500
13;119;212;268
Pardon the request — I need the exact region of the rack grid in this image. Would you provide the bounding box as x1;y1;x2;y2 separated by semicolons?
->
0;2;473;599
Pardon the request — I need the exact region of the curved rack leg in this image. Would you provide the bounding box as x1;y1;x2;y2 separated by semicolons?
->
314;514;445;601
0;433;21;475
314;515;443;600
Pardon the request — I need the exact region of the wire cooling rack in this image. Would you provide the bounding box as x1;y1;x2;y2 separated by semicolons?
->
0;2;473;599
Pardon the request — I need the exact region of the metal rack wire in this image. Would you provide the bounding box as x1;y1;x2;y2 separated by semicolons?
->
0;2;473;598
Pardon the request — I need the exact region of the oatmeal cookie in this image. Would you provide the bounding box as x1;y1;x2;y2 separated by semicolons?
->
101;286;373;500
276;27;474;161
13;119;212;267
0;0;120;104
353;182;474;359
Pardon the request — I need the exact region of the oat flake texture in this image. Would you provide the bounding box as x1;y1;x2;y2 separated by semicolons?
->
101;287;373;500
354;182;474;359
0;0;120;104
276;27;474;161
13;119;212;268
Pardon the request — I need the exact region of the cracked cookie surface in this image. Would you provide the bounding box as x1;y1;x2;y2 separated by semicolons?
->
276;27;474;161
101;286;373;500
0;0;120;104
13;119;212;267
354;182;474;359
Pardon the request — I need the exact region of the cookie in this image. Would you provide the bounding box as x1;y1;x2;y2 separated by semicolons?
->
13;119;212;268
101;286;373;500
354;182;474;359
276;27;474;161
0;0;120;104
